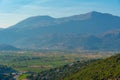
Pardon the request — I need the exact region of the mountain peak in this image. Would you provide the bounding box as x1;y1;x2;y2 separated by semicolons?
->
87;11;116;18
86;11;103;16
27;15;55;21
60;11;103;21
90;11;101;14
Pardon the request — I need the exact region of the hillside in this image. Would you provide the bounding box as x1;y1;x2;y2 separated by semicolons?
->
0;11;120;50
30;54;120;80
65;54;120;80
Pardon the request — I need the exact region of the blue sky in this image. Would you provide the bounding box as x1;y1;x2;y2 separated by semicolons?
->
0;0;120;28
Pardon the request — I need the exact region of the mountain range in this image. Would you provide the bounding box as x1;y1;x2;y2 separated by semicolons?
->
0;11;120;50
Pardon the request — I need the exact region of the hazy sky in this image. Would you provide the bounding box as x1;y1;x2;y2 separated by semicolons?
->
0;0;120;28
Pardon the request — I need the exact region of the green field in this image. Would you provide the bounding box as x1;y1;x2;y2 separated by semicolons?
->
0;51;114;73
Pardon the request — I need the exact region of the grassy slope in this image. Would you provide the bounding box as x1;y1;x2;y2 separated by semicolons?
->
65;54;120;80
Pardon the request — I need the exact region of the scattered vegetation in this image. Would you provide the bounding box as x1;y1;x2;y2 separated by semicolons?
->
0;65;16;80
30;60;97;80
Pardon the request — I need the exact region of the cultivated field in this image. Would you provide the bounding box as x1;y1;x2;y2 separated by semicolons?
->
0;51;115;73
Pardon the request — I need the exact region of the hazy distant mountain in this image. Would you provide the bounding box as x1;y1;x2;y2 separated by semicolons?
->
0;44;20;51
0;11;120;50
100;30;120;50
6;11;120;34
